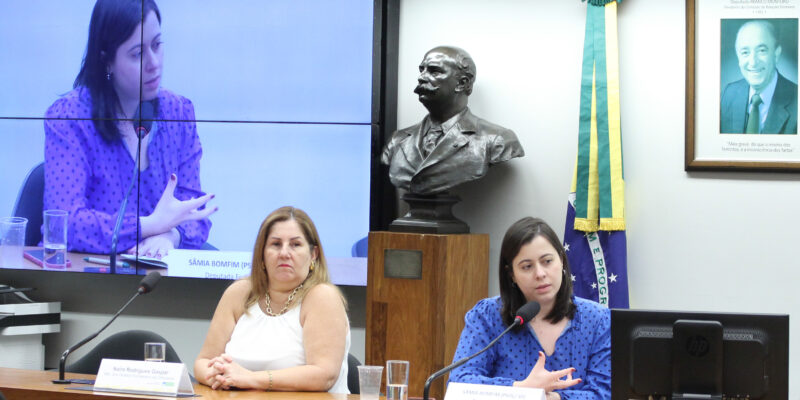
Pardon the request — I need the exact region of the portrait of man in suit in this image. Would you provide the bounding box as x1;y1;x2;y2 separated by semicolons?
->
720;19;798;135
381;46;524;195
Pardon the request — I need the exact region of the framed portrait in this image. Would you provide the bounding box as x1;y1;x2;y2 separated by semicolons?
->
686;0;800;171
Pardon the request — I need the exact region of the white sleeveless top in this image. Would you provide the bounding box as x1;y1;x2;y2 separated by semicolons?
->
224;301;351;393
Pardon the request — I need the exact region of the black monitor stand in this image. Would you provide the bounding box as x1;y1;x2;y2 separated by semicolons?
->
671;320;723;400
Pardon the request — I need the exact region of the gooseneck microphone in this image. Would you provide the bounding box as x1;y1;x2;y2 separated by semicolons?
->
133;101;154;139
53;271;161;384
109;101;154;274
422;301;541;400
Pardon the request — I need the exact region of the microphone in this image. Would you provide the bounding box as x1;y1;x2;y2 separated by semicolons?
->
137;270;161;294
108;101;155;273
422;301;541;400
53;271;161;384
134;101;154;138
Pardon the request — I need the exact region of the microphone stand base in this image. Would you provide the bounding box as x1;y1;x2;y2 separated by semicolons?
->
52;379;72;384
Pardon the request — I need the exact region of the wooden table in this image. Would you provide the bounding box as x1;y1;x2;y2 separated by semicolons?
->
0;368;358;400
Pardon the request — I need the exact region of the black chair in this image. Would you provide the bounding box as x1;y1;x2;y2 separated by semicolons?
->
66;330;181;374
12;162;44;246
347;353;362;394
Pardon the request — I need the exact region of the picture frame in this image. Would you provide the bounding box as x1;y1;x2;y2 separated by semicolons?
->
685;0;800;171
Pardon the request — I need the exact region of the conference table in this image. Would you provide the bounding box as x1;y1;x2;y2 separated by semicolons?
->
0;367;359;400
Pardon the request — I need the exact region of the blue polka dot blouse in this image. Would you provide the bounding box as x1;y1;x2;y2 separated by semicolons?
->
447;296;610;399
43;87;211;253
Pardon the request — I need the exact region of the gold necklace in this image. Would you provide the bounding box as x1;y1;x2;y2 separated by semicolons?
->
264;284;304;316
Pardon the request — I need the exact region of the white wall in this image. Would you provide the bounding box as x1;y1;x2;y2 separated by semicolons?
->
397;0;799;397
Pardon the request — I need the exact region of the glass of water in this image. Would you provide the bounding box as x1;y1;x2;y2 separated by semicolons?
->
358;365;383;400
0;217;27;268
43;210;68;269
386;360;409;400
144;342;166;362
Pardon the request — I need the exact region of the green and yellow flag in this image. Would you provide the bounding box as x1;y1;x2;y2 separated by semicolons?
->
564;0;628;309
571;0;625;232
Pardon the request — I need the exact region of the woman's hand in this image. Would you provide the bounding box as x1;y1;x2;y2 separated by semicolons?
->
514;352;580;394
126;229;178;258
205;354;232;390
203;354;228;389
206;353;254;390
140;173;217;238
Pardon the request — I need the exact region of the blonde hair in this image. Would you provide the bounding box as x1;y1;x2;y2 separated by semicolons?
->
244;206;345;311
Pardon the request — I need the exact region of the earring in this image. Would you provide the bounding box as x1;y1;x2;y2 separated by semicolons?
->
106;72;111;81
310;260;316;271
562;269;567;276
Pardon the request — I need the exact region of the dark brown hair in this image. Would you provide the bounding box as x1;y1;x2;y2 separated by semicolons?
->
498;217;575;326
74;0;161;142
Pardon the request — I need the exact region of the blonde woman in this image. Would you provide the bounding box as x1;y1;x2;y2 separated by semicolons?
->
195;206;350;392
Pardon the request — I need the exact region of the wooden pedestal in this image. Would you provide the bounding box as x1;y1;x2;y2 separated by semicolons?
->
366;231;489;400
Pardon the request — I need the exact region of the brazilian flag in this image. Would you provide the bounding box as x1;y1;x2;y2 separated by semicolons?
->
564;0;628;308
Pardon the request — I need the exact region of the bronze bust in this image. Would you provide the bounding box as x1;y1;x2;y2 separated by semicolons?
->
381;46;524;233
381;46;524;196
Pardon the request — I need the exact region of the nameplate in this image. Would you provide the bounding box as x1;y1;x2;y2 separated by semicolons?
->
164;250;366;286
445;382;545;400
94;358;194;397
165;250;252;280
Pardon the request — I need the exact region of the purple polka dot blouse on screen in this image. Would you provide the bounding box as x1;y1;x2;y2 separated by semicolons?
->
447;296;611;400
43;87;211;254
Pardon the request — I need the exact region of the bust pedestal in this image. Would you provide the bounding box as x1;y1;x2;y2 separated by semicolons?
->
366;231;488;400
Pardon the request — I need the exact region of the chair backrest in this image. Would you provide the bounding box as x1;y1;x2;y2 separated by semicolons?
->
347;353;362;394
350;236;368;257
12;162;45;246
66;330;182;375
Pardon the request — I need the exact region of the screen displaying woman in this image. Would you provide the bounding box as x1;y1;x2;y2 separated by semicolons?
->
43;0;216;258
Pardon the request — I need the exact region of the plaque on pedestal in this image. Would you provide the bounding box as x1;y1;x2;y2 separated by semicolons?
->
366;231;488;400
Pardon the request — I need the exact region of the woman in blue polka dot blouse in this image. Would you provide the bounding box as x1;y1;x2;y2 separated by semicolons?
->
448;217;611;400
43;0;217;258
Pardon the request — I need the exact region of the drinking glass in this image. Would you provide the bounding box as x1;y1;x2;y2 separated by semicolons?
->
357;365;383;400
144;342;166;362
386;360;409;400
0;217;27;268
43;210;68;269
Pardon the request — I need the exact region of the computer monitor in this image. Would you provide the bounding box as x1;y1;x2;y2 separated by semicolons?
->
611;309;789;399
